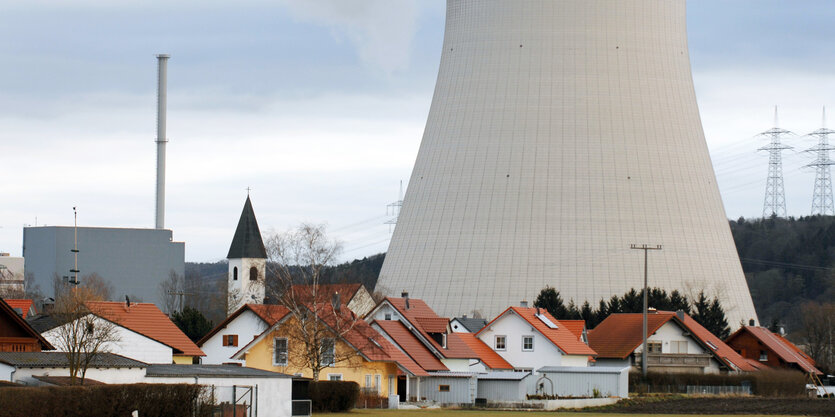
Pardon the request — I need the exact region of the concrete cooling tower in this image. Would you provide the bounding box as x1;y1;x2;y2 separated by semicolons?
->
377;0;758;326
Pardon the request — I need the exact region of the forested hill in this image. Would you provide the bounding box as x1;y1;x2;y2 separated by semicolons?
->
730;215;835;328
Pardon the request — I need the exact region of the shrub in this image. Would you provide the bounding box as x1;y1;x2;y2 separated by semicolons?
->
308;381;360;412
629;369;807;397
0;384;210;417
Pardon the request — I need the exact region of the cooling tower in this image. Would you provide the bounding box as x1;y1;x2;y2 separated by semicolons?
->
378;0;758;326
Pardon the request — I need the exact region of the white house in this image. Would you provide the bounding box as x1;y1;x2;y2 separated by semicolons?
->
588;310;757;374
476;306;597;371
198;304;289;365
40;301;204;364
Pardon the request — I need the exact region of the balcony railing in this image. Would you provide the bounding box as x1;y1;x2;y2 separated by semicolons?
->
638;353;712;368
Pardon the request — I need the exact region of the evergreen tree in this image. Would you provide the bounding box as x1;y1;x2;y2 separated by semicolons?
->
669;290;691;313
565;300;582;320
172;306;214;342
580;301;593;324
691;291;730;339
607;295;622;315
621;288;643;313
534;286;567;319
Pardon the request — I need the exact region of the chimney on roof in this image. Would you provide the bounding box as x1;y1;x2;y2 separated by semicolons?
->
648;307;657;314
402;291;410;310
462;314;467;319
520;300;528;308
332;292;340;312
535;307;540;316
749;319;756;326
779;326;786;336
676;310;685;320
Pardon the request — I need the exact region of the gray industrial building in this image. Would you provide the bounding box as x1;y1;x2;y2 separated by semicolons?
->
23;226;184;306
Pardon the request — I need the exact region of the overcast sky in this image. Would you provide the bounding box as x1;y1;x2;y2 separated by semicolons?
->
2;1;834;262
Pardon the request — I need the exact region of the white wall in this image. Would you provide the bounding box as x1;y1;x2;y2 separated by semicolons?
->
11;366;146;385
43;314;173;364
347;287;375;318
201;310;269;365
477;312;583;370
440;359;471;372
633;320;722;374
0;363;13;382
367;304;401;323
228;258;266;311
146;375;291;417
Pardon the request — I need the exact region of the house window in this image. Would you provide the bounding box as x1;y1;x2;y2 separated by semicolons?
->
647;341;662;354
495;335;507;351
384;313;392;320
375;375;381;393
274;338;288;366
222;335;238;347
522;335;534;351
328;374;343;381
759;350;768;361
321;338;335;366
249;266;258;281
671;341;688;354
365;375;373;389
233;267;238;281
438;385;450;392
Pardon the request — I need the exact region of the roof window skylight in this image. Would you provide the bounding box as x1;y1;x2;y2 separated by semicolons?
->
536;313;559;329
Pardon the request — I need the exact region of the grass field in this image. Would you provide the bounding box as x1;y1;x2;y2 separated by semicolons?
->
314;410;799;417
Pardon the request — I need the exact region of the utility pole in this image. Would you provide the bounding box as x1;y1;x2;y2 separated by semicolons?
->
758;106;793;218
631;243;662;378
70;207;80;287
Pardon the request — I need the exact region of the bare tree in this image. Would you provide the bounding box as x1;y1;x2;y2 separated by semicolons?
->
48;287;120;384
800;302;834;373
265;223;366;380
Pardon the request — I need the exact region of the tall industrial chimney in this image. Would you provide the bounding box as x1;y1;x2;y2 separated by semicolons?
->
155;54;169;229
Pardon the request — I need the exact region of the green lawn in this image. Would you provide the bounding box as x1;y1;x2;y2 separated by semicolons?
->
315;411;797;417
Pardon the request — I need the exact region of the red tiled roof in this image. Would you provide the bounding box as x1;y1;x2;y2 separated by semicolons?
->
560;320;586;341
288;284;362;303
374;320;447;372
589;312;756;372
456;333;513;370
385;297;476;359
314;304;429;377
728;326;821;374
0;299;53;350
197;304;290;347
414;317;449;334
588;313;670;359
481;307;596;356
86;302;204;357
4;299;34;319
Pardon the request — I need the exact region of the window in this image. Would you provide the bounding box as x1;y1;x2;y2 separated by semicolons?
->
328;374;342;381
365;375;373;389
232;267;238;281
705;341;718;351
438;385;450;392
647;341;662;354
274;338;288;366
384;313;392;320
222;335;238;347
375;375;381;393
522;335;534;351
671;341;688;354
249;266;258;281
321;338;335;366
759;350;768;361
535;313;559;329
495;335;507;351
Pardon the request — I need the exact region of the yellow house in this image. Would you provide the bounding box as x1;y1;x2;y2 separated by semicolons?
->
232;307;426;396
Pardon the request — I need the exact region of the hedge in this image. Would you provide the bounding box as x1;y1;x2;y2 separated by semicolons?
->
0;383;211;417
308;381;360;412
630;369;807;397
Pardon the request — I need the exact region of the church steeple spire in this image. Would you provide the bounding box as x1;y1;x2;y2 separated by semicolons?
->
227;196;267;259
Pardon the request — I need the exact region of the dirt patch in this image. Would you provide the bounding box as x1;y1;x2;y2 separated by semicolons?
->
590;397;834;416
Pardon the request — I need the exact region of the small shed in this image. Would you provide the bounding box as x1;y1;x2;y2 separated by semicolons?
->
535;366;628;398
414;372;477;404
476;371;531;401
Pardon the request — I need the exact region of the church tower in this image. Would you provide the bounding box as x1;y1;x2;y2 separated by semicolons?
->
227;196;267;311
